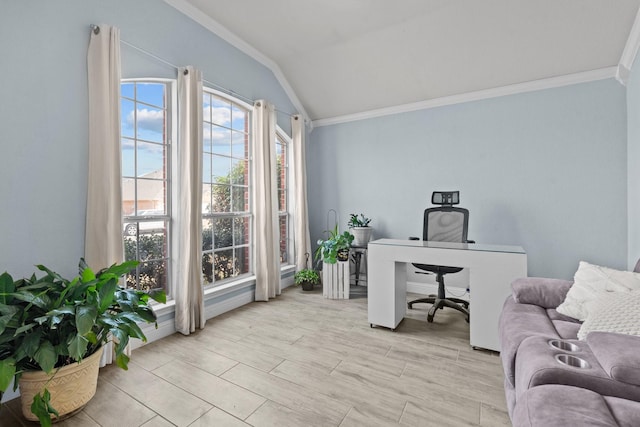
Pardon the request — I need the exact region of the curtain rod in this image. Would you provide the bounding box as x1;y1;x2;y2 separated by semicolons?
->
89;24;297;118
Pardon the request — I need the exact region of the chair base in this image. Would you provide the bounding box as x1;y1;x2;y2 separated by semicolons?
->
408;295;469;323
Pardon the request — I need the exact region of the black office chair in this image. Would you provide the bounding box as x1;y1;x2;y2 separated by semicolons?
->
408;191;472;323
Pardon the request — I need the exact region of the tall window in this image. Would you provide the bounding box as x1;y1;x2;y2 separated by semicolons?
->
202;91;251;286
276;132;290;264
121;81;172;293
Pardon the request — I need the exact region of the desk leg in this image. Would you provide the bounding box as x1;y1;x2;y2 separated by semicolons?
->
368;257;406;330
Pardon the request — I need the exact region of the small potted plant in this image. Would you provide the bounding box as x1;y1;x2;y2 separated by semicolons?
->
294;269;321;291
315;224;354;264
0;259;165;426
348;213;373;246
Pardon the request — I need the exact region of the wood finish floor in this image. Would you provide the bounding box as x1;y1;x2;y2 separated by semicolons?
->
0;286;511;426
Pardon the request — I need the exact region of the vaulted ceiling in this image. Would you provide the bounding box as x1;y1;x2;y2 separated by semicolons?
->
169;0;640;124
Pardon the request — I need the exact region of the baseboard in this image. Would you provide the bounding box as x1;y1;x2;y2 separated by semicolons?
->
407;281;469;301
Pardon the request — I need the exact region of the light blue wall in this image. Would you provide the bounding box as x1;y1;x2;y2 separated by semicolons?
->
308;79;628;279
0;0;296;278
628;59;640;270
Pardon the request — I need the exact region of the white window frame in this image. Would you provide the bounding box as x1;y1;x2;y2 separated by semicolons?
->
276;127;294;267
201;88;254;289
121;78;176;296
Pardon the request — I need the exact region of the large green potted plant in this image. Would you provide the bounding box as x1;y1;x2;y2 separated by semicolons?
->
315;225;354;264
0;259;165;426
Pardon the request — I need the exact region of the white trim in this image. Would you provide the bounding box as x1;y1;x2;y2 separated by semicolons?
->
312;67;618;128
164;0;310;126
618;7;640;85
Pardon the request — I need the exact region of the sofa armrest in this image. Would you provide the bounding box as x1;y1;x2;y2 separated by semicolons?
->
587;332;640;386
511;277;573;309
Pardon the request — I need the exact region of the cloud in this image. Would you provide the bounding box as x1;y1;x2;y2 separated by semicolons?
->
205;106;231;126
127;108;164;133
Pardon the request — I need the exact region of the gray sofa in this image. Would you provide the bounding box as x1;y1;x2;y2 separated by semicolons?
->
499;273;640;426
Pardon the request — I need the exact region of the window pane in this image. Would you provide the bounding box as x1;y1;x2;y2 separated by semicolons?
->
121;83;134;99
214;249;235;281
203;123;212;153
212;154;230;182
137;142;165;177
122;178;135;215
136;105;164;143
122;138;135;177
235;247;250;275
137;259;167;292
202;219;213;251
279;215;288;264
232;186;248;212
136;178;166;211
232;131;248;158
231;104;246;131
278;189;286;211
203;92;212;123
203;155;212;184
136;83;165;107
212;184;230;213
213;217;233;249
211;97;231;127
230;159;246;185
212;127;231;156
233;217;249;246
124;235;138;260
202;185;213;214
121;99;135;138
202;253;214;285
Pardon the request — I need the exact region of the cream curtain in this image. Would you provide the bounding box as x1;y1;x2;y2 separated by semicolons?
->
175;66;205;334
86;24;124;366
86;24;123;271
291;115;312;272
253;100;281;301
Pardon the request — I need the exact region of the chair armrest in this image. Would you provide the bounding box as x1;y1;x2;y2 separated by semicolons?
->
587;332;640;386
511;277;573;308
409;237;420;241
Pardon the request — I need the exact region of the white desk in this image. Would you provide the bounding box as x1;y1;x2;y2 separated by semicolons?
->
367;239;527;351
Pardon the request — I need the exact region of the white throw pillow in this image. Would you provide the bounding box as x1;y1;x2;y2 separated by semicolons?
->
556;261;640;321
578;291;640;340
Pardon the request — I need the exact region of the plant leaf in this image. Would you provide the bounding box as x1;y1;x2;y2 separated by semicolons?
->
68;334;89;361
0;273;15;305
115;352;130;370
19;329;42;358
98;278;117;313
148;288;166;304
82;266;96;283
31;388;57;427
0;358;16;392
76;305;97;336
34;341;56;373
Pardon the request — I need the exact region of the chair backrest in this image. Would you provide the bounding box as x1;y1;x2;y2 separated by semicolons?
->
423;206;469;243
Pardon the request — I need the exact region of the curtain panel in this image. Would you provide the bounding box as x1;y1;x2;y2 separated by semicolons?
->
291;115;312;272
86;24;124;366
253;100;281;301
174;66;205;334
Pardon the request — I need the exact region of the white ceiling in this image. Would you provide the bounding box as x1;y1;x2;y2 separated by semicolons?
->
174;0;640;123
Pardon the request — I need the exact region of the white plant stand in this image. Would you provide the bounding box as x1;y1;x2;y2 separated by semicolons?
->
323;261;350;299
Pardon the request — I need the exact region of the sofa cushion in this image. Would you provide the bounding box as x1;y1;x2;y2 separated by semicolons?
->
513;384;640;427
556;261;640;321
551;320;581;339
511;277;573;309
587;331;640;387
578;291;640;340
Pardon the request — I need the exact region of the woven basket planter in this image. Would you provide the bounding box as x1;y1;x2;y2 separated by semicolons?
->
19;346;103;422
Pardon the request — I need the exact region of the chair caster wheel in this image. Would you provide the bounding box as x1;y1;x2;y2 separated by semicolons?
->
370;324;373;328
407;303;412;309
427;315;434;323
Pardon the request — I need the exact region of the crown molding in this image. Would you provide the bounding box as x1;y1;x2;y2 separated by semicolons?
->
163;0;310;127
617;7;640;85
312;67;618;128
